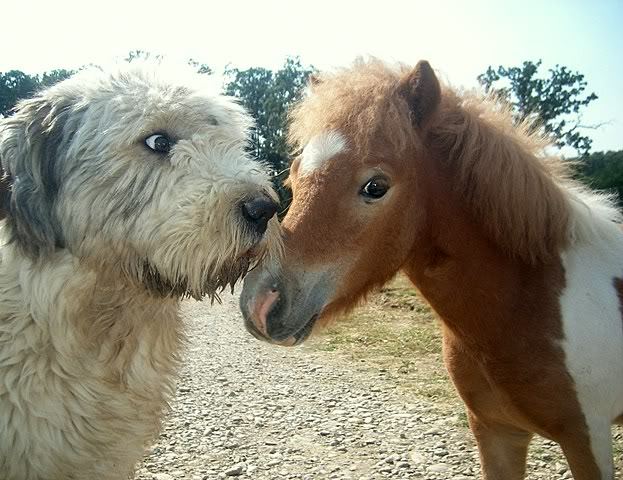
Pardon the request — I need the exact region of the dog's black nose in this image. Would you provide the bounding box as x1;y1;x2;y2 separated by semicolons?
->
241;195;278;235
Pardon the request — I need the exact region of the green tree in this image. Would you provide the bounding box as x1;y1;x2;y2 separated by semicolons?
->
188;59;212;75
124;49;160;63
224;57;314;207
1;51;210;119
478;60;598;155
0;71;39;117
575;150;623;202
39;69;75;88
0;69;74;117
126;50;212;75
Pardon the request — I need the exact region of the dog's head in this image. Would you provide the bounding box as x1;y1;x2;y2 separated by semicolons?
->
0;64;282;300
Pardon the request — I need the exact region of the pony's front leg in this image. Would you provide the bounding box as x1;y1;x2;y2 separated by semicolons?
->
468;412;532;480
558;418;614;480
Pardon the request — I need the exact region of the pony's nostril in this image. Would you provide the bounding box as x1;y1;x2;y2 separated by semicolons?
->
241;195;279;234
251;289;280;336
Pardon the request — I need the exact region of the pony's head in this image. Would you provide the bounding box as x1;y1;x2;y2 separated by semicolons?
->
240;59;442;344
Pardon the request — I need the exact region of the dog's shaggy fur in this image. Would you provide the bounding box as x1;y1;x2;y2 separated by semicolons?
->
0;64;281;480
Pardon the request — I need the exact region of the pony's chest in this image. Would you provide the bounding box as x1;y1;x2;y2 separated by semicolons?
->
558;241;623;419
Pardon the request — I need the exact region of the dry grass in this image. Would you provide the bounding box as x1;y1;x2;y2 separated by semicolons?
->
309;273;623;468
308;274;462;409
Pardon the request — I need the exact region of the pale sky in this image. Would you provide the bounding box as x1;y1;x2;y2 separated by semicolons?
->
2;0;622;152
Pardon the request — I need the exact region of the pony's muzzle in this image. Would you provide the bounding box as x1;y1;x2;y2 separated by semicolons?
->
242;280;296;343
241;265;328;346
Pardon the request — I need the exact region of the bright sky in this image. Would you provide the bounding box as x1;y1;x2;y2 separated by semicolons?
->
3;0;622;152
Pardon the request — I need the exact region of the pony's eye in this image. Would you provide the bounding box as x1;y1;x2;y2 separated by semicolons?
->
145;134;172;154
360;177;390;200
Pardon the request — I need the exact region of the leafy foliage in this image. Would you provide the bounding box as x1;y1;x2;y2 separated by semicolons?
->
224;57;314;207
574;150;623;202
2;54;617;209
188;59;212;75
0;52;312;211
125;50;212;74
0;69;74;117
478;60;598;155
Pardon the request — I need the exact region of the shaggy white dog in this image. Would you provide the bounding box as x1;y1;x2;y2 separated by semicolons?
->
0;64;281;480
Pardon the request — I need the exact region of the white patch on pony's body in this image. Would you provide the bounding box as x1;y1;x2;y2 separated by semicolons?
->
299;131;347;175
559;209;623;478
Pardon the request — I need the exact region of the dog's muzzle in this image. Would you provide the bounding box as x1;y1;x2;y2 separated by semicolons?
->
240;194;279;236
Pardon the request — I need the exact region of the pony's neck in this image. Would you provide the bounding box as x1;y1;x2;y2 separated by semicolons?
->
424;93;572;265
402;151;564;349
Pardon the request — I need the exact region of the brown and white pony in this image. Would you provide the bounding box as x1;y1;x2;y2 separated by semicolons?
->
240;59;623;479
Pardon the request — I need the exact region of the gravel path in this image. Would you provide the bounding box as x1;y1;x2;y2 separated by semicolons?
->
134;293;621;480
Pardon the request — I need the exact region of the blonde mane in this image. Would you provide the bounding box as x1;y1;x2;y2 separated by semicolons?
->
289;59;620;264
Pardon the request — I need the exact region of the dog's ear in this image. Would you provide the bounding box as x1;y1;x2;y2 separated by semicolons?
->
397;60;441;129
0;94;71;256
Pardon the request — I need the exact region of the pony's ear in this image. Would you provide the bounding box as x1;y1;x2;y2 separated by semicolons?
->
397;60;441;129
0;94;71;256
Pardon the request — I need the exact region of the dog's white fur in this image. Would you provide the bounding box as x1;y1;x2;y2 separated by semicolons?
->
0;64;281;479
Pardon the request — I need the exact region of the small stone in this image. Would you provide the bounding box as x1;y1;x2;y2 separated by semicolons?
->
409;451;426;464
153;475;174;480
427;463;450;473
161;453;177;463
384;453;400;463
224;463;245;476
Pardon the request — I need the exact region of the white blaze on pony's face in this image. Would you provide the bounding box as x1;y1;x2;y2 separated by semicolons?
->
298;131;348;175
0;64;281;300
240;60;442;345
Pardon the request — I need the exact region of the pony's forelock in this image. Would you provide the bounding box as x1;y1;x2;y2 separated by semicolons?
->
289;58;416;160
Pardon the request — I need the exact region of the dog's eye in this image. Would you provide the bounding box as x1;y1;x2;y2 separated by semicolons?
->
360;177;390;200
145;134;172;154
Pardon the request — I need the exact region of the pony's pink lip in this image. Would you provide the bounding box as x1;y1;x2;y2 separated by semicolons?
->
250;289;279;336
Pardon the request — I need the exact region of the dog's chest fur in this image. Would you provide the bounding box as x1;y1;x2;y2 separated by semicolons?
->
0;248;184;480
